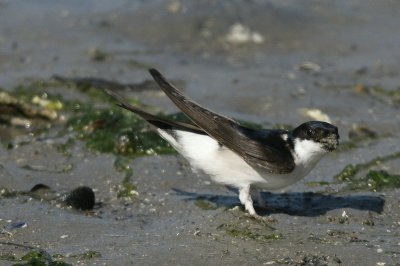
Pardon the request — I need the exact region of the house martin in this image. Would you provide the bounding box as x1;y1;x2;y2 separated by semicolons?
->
105;69;339;218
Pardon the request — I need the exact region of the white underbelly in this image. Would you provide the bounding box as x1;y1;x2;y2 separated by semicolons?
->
158;129;317;190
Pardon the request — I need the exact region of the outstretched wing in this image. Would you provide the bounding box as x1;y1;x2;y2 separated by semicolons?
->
104;88;206;135
149;69;295;174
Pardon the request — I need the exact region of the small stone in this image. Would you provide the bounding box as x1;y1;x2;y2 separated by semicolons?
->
362;219;375;226
355;84;367;93
63;186;95;210
4;221;27;231
87;47;110;62
297;61;321;73
193;228;201;236
225;23;264;44
299;108;331;123
167;1;182;13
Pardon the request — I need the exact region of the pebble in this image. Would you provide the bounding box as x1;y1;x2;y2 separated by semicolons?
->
63;186;95;210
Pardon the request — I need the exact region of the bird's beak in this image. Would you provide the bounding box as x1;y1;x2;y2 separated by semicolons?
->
322;134;339;152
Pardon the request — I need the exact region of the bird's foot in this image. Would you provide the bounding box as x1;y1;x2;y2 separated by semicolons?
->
239;185;277;223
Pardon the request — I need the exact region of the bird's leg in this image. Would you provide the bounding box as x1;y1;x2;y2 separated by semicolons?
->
238;185;257;216
239;186;275;222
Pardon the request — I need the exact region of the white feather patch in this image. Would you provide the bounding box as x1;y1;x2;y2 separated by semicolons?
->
156;129;328;190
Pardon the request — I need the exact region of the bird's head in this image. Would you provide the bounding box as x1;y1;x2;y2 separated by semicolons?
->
292;121;339;152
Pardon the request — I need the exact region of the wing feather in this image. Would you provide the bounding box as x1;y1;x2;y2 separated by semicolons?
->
149;69;295;174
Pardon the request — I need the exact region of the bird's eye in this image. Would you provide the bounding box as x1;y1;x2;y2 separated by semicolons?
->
308;129;313;135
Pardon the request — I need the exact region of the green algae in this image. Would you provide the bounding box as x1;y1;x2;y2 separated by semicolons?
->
117;176;139;199
335;164;359;182
348;170;400;191
305;181;331;187
19;251;48;265
66;107;176;156
69;250;102;260
1;81;74;146
12;76;115;106
0;243;99;265
113;156;133;177
0;89;58;122
366;170;400;189
218;223;282;242
8;250;70;266
195;198;218;210
334;151;400;191
114;157;138;199
334;151;400;182
7;78;177;158
13;81;63;105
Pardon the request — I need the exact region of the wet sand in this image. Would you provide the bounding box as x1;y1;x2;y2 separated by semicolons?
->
1;1;400;265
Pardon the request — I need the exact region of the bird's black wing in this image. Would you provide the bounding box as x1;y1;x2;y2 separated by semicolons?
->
104;88;206;135
149;69;295;174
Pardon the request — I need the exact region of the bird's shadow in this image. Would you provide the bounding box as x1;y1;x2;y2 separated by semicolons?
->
172;188;384;216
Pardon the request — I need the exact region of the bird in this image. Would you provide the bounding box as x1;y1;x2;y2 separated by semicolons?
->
105;69;339;219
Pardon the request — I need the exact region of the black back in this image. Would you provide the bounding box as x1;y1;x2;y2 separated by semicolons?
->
149;69;295;174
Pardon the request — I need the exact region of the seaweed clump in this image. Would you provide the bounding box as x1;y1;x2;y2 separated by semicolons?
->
334;151;400;191
217;223;282;242
66;106;176;157
347;170;400;192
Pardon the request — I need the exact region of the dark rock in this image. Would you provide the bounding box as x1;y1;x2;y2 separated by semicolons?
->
63;186;95;211
30;183;51;192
